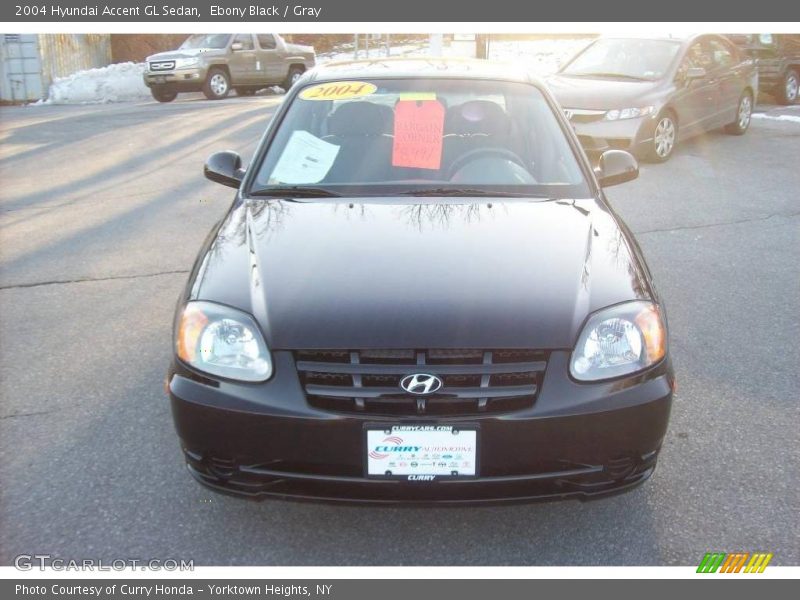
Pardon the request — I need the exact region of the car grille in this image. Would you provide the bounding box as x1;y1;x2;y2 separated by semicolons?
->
296;349;548;416
149;60;175;71
564;108;606;123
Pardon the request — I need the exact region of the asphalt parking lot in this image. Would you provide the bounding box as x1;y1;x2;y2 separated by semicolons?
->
1;94;798;566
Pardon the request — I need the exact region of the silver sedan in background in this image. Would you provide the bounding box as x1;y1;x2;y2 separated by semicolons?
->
547;34;758;162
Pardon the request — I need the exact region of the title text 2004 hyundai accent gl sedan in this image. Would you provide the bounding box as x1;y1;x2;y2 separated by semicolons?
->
167;58;674;504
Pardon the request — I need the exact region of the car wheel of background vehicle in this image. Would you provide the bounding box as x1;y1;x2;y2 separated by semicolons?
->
725;91;753;135
236;87;256;96
151;87;177;103
203;69;230;100
646;112;677;163
283;67;305;91
778;68;799;104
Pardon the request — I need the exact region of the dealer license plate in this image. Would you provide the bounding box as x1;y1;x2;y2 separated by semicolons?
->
365;425;478;479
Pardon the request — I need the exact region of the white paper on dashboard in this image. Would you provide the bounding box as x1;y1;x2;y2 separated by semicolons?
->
269;130;340;184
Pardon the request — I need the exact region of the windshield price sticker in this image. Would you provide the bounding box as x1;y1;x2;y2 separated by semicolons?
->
269;130;340;184
398;92;437;101
299;81;377;101
391;99;446;170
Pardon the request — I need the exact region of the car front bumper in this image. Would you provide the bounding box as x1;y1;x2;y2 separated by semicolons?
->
168;351;674;504
143;68;206;89
570;114;658;158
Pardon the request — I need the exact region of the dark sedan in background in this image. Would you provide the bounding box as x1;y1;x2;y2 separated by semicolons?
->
548;35;758;162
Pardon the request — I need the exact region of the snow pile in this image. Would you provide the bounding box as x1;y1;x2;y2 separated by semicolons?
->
41;62;151;105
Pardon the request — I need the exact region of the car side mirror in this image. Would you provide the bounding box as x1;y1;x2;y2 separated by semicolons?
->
685;66;707;80
595;150;639;188
230;42;244;51
204;151;245;189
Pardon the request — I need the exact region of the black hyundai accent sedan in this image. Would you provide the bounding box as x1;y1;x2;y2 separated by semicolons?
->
168;58;674;503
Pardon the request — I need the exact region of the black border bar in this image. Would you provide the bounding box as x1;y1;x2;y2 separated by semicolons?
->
2;0;800;23
2;579;797;598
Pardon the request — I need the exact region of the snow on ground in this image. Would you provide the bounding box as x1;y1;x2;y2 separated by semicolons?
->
751;112;800;124
485;38;591;75
38;62;151;105
318;37;591;76
317;42;432;63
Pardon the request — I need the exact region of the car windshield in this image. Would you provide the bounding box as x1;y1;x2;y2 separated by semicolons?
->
251;77;589;198
180;34;230;50
561;38;682;81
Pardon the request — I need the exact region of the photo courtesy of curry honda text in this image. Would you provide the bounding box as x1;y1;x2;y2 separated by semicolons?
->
167;58;674;504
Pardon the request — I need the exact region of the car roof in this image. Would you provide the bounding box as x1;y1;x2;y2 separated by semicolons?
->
304;57;542;86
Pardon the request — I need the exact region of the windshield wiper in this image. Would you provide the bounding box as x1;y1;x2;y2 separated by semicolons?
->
398;188;545;198
249;186;343;198
250;186;550;199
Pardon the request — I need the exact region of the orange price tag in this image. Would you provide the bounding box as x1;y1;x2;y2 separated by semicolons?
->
391;100;445;170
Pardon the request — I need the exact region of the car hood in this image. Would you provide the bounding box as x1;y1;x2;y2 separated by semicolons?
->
546;74;660;110
191;198;651;350
146;48;223;61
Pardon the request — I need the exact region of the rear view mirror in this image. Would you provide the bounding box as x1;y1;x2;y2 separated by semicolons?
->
685;66;707;80
204;151;245;189
230;42;244;51
595;150;638;188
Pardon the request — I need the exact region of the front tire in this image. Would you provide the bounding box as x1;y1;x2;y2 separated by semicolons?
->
724;91;753;135
777;68;799;105
151;87;177;103
646;112;678;163
283;66;304;91
203;68;230;100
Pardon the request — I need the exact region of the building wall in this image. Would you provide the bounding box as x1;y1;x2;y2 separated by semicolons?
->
38;34;111;92
0;33;42;102
0;33;110;102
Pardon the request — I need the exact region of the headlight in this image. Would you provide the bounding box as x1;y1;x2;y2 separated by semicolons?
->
570;301;666;381
604;106;655;121
174;57;199;69
176;301;272;382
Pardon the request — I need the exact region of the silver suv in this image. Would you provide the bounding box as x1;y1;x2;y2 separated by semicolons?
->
143;33;316;102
